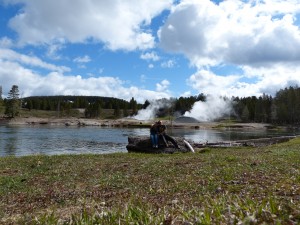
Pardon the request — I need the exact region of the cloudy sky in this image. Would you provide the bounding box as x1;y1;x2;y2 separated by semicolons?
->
1;0;300;103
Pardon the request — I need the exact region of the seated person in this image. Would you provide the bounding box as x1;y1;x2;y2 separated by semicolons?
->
157;121;180;149
150;122;159;148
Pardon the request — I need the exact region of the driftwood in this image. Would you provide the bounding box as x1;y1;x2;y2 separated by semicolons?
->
126;135;297;153
126;136;193;153
193;136;297;148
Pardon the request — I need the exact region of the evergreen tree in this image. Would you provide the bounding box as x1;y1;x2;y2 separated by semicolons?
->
5;85;20;118
129;97;137;115
27;100;33;111
270;102;277;123
114;105;121;118
142;100;150;109
241;106;250;122
254;97;266;122
123;105;129;117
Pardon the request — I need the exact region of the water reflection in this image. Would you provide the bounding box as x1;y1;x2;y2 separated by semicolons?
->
0;125;150;157
0;125;299;157
0;126;19;155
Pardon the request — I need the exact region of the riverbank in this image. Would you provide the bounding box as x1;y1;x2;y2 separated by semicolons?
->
0;137;299;224
2;116;279;131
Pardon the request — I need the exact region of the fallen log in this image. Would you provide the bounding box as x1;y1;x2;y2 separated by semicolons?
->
193;136;297;148
126;135;297;153
126;136;194;153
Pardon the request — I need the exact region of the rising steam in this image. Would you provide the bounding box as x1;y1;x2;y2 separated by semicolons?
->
184;95;232;121
132;99;173;121
133;95;232;122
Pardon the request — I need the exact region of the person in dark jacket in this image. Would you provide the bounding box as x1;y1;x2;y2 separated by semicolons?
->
157;121;180;149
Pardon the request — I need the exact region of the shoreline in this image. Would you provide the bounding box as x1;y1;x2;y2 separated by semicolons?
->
0;116;290;131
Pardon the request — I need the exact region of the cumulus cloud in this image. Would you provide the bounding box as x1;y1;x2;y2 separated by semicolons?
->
187;69;241;96
46;43;65;60
148;64;154;69
0;49;170;102
158;0;300;97
241;65;300;96
3;0;300;103
159;0;300;67
156;79;170;92
161;59;176;68
187;66;300;98
140;51;160;61
5;0;173;50
0;37;13;48
0;48;70;73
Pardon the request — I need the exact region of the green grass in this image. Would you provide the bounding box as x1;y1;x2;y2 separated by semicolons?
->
1;138;300;224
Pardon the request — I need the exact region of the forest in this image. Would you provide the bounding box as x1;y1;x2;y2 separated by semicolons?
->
0;85;300;125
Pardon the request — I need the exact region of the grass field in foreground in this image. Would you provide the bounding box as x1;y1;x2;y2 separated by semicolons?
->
0;138;300;224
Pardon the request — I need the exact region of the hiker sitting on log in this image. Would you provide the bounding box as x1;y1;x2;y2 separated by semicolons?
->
157;121;180;149
150;122;159;148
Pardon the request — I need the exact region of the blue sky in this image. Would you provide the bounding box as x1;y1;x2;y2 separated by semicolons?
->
1;0;300;103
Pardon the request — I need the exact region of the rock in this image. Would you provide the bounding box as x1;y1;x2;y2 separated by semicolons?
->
126;135;193;153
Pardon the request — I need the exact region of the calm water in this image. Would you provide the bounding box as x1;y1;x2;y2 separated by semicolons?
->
0;125;299;156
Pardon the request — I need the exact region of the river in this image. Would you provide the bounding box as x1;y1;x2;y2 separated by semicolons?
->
0;125;299;156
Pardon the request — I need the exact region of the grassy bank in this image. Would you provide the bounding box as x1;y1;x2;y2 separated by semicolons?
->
1;138;300;224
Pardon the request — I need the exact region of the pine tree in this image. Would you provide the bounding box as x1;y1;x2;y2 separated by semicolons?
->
5;85;20;118
129;97;137;115
241;105;250;122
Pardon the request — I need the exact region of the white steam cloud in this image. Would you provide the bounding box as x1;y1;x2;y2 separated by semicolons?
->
184;95;232;122
133;96;232;122
133;99;173;121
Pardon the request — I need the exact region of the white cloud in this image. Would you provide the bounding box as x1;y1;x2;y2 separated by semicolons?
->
187;69;240;96
187;66;300;98
161;59;176;68
3;0;300;102
156;79;170;92
0;48;70;73
140;51;160;61
148;64;154;69
158;0;300;98
46;43;65;59
0;54;170;102
241;65;300;96
0;37;13;48
159;0;300;67
73;55;91;63
6;0;173;50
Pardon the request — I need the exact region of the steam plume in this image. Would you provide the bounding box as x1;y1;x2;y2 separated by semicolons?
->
133;99;173;120
184;95;232;121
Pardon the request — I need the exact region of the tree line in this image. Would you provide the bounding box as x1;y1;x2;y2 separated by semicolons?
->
22;95;140;118
1;84;300;125
232;86;300;124
0;85;140;118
